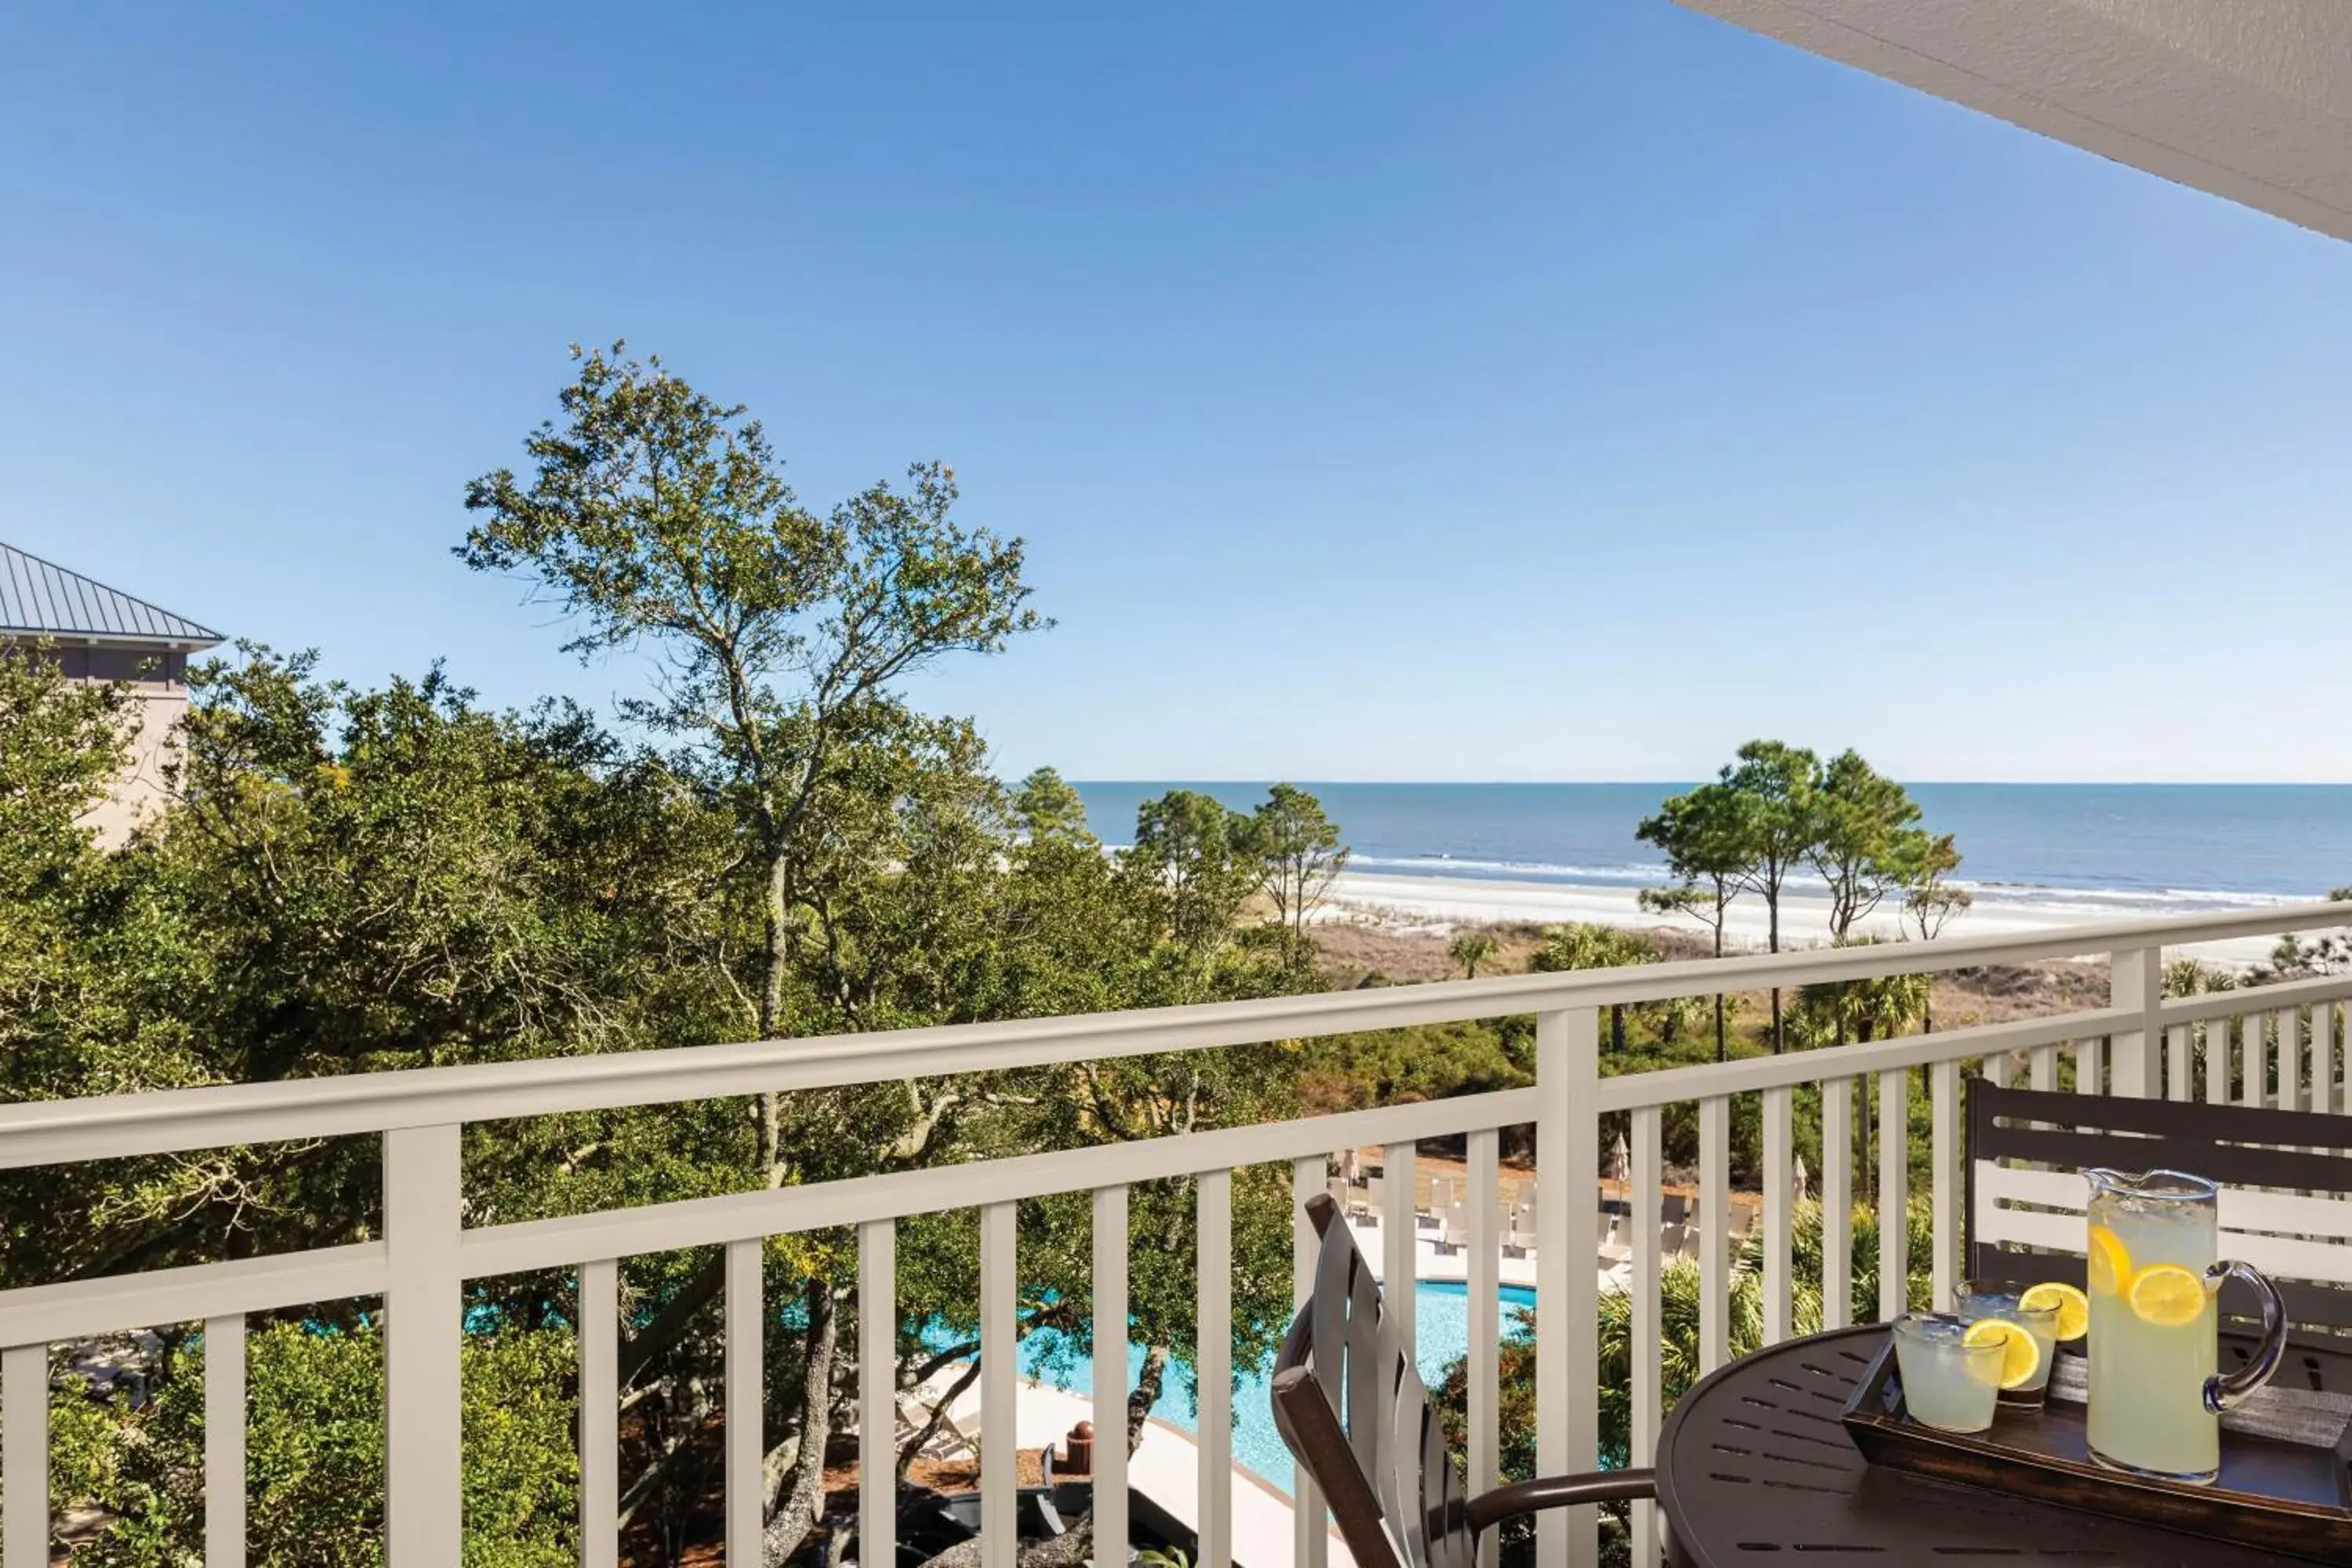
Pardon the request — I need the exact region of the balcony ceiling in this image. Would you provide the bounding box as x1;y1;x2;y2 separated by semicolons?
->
1673;0;2352;244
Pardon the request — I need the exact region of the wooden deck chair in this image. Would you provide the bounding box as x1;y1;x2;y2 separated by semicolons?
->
1965;1083;2352;1346
1270;1193;1652;1568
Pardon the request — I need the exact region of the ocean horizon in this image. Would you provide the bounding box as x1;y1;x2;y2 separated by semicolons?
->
1067;782;2352;916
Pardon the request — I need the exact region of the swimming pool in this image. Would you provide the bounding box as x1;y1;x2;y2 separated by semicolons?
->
980;1280;1536;1494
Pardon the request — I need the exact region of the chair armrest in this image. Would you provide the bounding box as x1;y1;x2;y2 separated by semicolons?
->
1464;1468;1657;1532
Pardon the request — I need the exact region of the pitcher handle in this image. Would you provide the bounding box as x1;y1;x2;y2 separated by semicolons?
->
2203;1259;2288;1414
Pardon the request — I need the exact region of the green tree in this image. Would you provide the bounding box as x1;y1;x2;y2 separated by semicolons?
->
1532;924;1661;1055
1449;928;1501;979
1124;789;1255;956
0;641;141;1117
456;345;1046;1559
1247;782;1348;943
1808;750;1922;942
1013;765;1091;844
1722;740;1821;1052
1637;782;1751;1061
53;1323;582;1568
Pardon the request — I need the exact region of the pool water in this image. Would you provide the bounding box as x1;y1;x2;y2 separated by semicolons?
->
939;1281;1536;1494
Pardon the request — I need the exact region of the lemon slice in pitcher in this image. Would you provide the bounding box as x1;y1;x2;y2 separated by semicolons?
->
2128;1263;2209;1328
2020;1281;2089;1343
2085;1224;2133;1298
1962;1317;2042;1389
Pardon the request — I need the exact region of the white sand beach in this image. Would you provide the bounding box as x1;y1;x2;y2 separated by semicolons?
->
1321;869;2303;967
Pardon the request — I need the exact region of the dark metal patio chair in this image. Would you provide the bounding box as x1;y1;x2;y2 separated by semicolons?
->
1270;1193;1653;1568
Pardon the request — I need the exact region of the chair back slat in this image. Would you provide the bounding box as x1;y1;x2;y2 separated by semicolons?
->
1274;1193;1483;1568
1965;1083;2352;1333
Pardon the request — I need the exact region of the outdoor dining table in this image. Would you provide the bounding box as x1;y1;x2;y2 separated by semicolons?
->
1652;1323;2352;1566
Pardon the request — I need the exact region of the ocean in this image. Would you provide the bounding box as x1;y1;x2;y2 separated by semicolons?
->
1067;782;2352;917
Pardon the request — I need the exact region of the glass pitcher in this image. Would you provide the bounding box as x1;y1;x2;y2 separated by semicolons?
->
2083;1167;2288;1483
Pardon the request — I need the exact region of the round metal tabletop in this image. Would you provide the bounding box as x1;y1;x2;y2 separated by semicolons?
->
1653;1324;2344;1566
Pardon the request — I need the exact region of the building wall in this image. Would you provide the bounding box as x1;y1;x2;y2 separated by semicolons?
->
4;639;196;848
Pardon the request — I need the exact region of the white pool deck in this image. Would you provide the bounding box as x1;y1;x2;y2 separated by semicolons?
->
923;1218;1628;1568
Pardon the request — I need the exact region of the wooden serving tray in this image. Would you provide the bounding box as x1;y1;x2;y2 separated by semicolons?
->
1841;1337;2352;1565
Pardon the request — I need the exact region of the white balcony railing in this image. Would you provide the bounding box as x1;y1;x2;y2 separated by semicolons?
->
4;902;2351;1568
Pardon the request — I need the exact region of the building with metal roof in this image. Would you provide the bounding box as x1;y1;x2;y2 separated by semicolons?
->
2;541;224;844
1;541;223;649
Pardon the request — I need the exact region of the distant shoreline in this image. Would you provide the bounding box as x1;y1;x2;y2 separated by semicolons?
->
1316;867;2296;967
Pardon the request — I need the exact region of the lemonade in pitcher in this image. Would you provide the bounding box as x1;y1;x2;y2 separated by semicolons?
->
2082;1168;2288;1484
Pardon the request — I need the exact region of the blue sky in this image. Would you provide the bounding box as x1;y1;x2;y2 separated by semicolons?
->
5;3;2350;783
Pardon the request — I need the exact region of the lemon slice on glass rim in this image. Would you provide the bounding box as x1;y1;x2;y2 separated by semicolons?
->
2019;1281;2089;1342
1961;1317;2042;1389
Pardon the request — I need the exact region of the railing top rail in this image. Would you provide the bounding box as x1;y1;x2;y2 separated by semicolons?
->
0;899;2343;1169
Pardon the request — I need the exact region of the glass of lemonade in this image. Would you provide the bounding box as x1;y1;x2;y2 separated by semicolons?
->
2083;1167;2288;1485
1955;1283;2059;1407
1892;1314;2004;1433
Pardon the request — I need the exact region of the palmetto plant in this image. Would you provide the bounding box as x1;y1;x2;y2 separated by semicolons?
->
1449;928;1501;979
1792;938;1929;1047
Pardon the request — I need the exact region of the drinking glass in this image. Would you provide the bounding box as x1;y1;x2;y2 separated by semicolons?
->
1955;1283;2060;1407
1891;1313;2003;1433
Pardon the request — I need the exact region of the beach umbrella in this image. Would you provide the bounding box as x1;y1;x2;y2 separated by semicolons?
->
1612;1131;1631;1185
1794;1153;1811;1203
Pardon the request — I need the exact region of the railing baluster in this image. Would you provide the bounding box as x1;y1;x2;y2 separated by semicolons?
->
2028;1044;2057;1092
1878;1072;1908;1319
1194;1173;1232;1568
2165;1024;2190;1101
1929;1061;1960;1312
1384;1140;1417;1377
2303;1005;2325;1117
2208;1016;2233;1105
726;1237;764;1563
2109;946;2158;1100
1536;1007;1600;1568
5;1345;47;1568
1091;1185;1131;1566
2244;1012;2266;1109
1697;1094;1730;1374
2074;1037;2103;1095
1290;1157;1327;1568
1821;1077;1853;1330
982;1201;1019;1568
2279;1009;2303;1111
1467;1128;1501;1568
2321;1002;2343;1115
1762;1087;1791;1345
205;1312;246;1568
1629;1106;1663;1568
579;1261;618;1568
383;1123;463;1566
859;1221;896;1568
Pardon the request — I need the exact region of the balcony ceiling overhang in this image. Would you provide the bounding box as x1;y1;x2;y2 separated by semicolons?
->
1672;0;2352;244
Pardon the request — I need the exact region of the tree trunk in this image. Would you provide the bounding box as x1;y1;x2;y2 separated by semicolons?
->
1711;908;1726;1064
1127;1344;1170;1454
1767;891;1784;1053
1610;1003;1626;1056
898;1356;984;1479
761;1283;840;1566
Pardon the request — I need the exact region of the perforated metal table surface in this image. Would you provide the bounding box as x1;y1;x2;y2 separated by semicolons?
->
1652;1324;2352;1566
